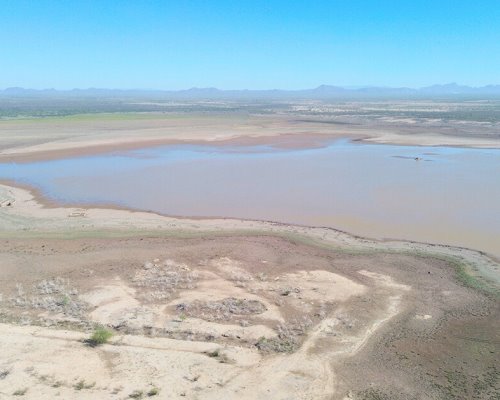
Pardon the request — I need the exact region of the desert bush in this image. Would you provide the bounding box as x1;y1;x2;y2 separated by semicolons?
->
255;335;297;353
0;369;10;380
74;379;95;390
176;297;267;321
255;317;313;353
10;278;86;319
86;326;113;347
207;349;220;357
147;387;160;396
129;390;144;399
132;259;199;303
13;388;27;396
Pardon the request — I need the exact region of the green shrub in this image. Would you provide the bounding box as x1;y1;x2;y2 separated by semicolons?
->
86;326;113;347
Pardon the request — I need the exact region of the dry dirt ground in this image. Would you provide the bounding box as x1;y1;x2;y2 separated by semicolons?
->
1;110;500;163
0;235;498;400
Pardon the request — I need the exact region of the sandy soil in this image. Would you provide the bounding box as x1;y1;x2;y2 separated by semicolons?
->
0;183;499;399
1;112;499;163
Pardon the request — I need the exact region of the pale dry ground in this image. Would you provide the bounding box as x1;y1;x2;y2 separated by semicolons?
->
1;254;398;400
1;112;499;163
0;253;419;400
0;114;350;161
0;182;499;399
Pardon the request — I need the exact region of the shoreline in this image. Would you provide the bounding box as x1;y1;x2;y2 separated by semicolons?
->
0;132;344;163
2;177;499;260
1;181;498;294
2;137;500;262
1;112;499;163
2;132;499;164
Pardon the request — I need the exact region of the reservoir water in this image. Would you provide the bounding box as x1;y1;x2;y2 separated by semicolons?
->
1;139;499;258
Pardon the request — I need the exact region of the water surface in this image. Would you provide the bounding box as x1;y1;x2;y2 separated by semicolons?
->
1;140;499;258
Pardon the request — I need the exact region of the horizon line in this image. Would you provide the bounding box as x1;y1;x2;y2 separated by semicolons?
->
2;82;500;92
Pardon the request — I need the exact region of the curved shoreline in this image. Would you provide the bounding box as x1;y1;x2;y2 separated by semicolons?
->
0;132;343;163
2;132;500;164
2;136;500;261
1;112;499;163
1;181;498;295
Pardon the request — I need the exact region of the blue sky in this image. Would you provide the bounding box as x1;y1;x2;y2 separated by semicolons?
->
1;0;499;89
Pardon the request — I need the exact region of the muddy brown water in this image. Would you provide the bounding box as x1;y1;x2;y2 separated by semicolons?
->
1;139;499;258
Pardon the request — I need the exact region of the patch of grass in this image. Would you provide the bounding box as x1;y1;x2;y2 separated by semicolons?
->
112;386;123;394
207;349;220;358
147;387;160;397
415;252;499;298
437;365;500;400
59;294;70;306
358;388;391;400
0;369;10;379
255;336;297;353
85;325;113;347
177;297;266;322
205;349;230;363
454;261;486;290
13;388;28;396
129;390;144;399
74;379;95;390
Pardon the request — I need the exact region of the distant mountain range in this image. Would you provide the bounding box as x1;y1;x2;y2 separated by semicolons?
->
2;83;500;99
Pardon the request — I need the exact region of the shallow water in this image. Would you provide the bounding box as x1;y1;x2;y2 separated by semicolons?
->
1;139;500;258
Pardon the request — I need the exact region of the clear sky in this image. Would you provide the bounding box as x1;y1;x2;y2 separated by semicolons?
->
1;0;499;90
